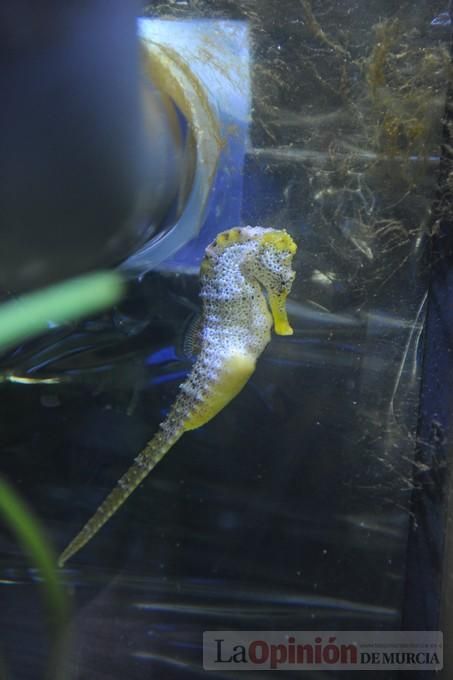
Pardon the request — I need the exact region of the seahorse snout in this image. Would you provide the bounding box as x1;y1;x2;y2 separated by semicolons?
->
269;290;294;336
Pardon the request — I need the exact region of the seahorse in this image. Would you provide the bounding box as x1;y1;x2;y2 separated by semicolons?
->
58;226;297;566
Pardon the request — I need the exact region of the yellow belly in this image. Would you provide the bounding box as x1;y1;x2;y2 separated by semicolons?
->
183;352;256;431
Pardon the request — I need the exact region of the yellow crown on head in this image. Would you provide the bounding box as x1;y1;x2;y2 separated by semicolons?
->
260;229;297;255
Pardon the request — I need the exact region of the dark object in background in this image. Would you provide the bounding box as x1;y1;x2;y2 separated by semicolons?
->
0;0;183;293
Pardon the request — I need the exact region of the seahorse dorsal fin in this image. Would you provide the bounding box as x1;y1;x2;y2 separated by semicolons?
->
181;312;203;358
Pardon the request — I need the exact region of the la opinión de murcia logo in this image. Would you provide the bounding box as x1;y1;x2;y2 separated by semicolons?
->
203;631;443;671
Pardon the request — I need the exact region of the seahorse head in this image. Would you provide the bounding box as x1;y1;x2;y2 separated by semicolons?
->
202;226;297;336
252;228;297;336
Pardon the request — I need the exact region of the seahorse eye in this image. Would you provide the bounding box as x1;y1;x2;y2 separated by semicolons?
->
281;270;296;293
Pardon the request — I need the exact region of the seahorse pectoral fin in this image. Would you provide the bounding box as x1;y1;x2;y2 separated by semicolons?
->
269;291;294;336
184;352;256;431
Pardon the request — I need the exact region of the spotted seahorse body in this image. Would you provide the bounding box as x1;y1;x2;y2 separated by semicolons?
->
58;226;297;566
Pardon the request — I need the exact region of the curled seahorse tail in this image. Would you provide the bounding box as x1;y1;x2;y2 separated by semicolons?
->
58;427;183;567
